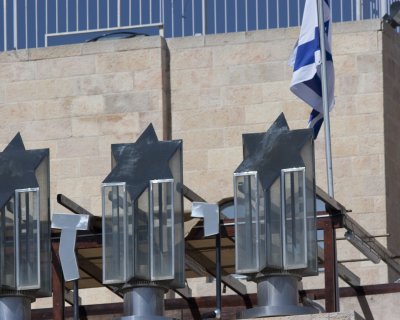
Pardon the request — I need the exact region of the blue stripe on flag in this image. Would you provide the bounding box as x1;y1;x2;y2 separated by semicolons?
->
289;0;335;139
308;109;324;139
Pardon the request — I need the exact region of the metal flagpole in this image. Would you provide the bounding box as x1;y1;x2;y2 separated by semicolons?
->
317;0;339;312
316;0;334;198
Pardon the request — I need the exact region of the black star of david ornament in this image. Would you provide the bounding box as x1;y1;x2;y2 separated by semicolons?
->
103;124;182;200
235;113;313;190
0;133;49;209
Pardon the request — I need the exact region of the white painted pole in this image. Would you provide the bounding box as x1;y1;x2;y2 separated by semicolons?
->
356;0;361;20
202;0;206;35
3;0;7;50
13;0;17;49
381;0;388;16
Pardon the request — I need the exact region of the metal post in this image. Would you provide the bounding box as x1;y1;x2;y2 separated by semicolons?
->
356;0;361;20
215;216;221;318
323;219;339;312
0;296;31;320
316;0;334;198
73;280;79;320
381;0;388;16
237;275;317;318
120;286;172;319
202;0;206;35
13;0;17;49
3;0;7;51
52;246;65;320
117;0;121;27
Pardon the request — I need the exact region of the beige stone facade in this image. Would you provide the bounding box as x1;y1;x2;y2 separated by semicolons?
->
0;17;398;319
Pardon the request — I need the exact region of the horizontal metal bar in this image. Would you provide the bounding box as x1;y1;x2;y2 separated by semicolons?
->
45;22;163;42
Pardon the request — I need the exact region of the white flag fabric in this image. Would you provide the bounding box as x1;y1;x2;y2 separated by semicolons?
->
289;0;334;137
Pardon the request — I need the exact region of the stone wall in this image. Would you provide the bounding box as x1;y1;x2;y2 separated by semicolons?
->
382;23;400;282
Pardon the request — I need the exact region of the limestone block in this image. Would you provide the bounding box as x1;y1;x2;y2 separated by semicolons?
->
354;93;383;114
113;35;163;52
357;72;383;94
79;156;109;177
331;136;361;157
205;32;246;46
71;95;105;116
72;116;100;137
182;150;208;171
207;147;242;171
0;61;35;81
356;134;384;156
51;158;80;178
0;49;29;63
336;75;360;96
222;124;267;148
212;43;269;66
0;102;38;123
5;78;79;102
356;53;382;74
245;102;285;125
228;62;284;86
56;137;100;158
351;154;384;177
79;73;133;95
348;212;386;234
167;35;205;50
245;27;294;42
334;55;358;76
171;89;201;110
104;92;152;113
79;176;104;197
170;47;212;69
171;68;213;89
133;68;163;90
98;113;140;136
223;84;263;106
282;100;310;121
33;98;72;120
97;134;139;156
35;55;95;79
334;19;380;34
172;106;245;131
81;41;116;55
331;157;352;180
351;175;385;197
138;111;164;133
262;81;293;102
173;129;224;150
184;169;233;203
197;87;222;108
334;32;379;55
95;50;159;73
10;118;72;141
28;43;82;60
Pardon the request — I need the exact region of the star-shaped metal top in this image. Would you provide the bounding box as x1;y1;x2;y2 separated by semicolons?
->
0;133;49;209
235;113;313;190
103;124;182;201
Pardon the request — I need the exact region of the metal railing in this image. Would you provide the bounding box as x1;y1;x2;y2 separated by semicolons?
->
0;0;395;51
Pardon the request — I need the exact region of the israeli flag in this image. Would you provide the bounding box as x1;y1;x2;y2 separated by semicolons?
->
289;0;334;138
